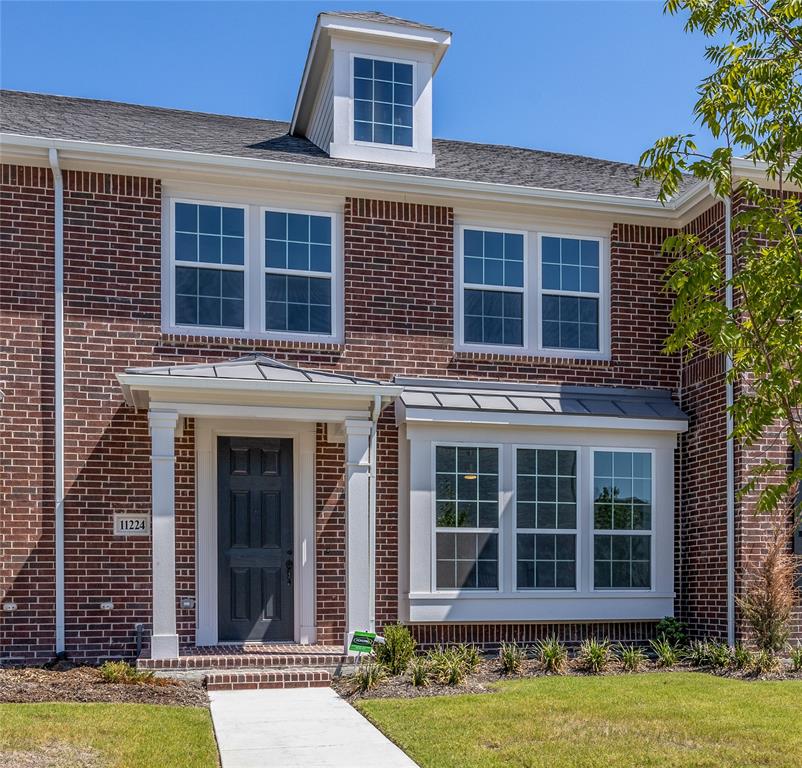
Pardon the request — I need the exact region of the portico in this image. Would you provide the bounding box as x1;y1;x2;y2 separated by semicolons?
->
118;355;400;660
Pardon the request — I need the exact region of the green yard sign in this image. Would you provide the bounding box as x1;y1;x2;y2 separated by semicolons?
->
348;631;376;653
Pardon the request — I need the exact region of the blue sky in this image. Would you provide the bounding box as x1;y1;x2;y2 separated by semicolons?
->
0;1;717;164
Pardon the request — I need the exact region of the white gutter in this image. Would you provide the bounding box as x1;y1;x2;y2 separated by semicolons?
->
723;194;736;646
48;147;65;656
368;394;381;633
0;133;711;219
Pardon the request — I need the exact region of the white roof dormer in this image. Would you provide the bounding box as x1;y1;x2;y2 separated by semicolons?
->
291;11;451;169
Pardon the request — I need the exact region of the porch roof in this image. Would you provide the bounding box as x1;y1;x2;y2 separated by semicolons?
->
395;377;689;432
118;355;401;414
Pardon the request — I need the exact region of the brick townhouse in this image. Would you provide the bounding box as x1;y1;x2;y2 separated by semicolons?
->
1;11;800;673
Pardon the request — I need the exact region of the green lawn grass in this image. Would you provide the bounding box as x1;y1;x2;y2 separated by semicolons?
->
357;672;802;768
0;702;218;768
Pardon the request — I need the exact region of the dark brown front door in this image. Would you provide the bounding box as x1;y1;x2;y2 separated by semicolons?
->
217;437;294;642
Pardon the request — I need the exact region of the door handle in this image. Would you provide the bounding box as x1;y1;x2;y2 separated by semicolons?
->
286;557;293;586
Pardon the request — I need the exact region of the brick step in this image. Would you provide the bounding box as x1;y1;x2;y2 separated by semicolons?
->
139;653;355;670
205;669;331;691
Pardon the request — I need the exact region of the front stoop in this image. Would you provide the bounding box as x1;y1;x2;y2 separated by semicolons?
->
137;644;357;690
206;669;331;691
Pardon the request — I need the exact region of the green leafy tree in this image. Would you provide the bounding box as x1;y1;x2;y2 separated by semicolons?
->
638;0;802;516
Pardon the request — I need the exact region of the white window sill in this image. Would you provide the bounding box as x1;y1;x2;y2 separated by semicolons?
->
161;322;343;345
454;342;611;362
407;592;674;623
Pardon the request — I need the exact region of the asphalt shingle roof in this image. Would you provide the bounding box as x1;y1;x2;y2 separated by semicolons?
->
0;89;682;199
323;10;451;34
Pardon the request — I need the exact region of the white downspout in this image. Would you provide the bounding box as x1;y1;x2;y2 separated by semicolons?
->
49;148;65;655
368;394;381;632
724;194;735;646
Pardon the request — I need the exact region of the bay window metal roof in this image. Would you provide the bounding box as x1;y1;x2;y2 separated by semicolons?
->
395;377;688;430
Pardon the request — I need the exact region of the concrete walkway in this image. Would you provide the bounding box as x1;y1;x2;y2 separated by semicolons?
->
209;687;419;768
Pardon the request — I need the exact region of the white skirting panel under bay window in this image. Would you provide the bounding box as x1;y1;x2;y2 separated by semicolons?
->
399;423;677;624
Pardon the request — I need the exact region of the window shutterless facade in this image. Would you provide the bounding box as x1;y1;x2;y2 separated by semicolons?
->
353;55;415;148
455;225;608;358
164;198;341;342
593;450;653;589
515;448;578;590
434;445;499;590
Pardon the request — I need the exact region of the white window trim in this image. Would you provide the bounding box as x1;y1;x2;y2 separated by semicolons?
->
512;445;581;592
431;441;502;593
537;232;608;359
349;51;419;153
259;206;342;343
454;225;611;360
590;447;656;592
162;197;343;343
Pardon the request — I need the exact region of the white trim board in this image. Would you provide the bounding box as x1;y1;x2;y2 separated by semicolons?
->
195;418;317;646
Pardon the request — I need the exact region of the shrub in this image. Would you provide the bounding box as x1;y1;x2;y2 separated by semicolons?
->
789;644;802;672
353;662;386;693
731;642;753;671
655;617;689;648
499;642;525;675
650;637;679;667
617;644;646;672
738;524;799;653
374;623;416;675
752;649;780;675
99;661;155;685
455;643;482;674
409;656;430;687
578;637;612;674
537;637;568;674
707;641;733;670
427;646;469;686
686;640;713;668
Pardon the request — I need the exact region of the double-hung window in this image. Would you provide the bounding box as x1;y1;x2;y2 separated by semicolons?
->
265;211;333;335
173;202;246;329
457;227;606;357
516;448;578;589
540;235;601;351
593;450;653;589
353;56;414;147
435;445;499;590
167;199;339;341
462;228;525;347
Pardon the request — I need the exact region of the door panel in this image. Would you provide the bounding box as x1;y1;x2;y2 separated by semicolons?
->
218;437;294;642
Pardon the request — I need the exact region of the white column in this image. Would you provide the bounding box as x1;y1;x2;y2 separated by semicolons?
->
344;418;373;651
149;409;179;660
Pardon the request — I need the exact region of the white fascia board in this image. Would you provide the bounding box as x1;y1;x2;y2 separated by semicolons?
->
398;404;688;433
117;372;402;405
0;132;710;221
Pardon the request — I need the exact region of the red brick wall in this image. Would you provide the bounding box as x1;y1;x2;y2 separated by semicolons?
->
1;165;56;662
2;168;693;660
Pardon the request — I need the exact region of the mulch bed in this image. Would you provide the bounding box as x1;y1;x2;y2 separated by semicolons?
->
0;667;208;707
335;657;802;701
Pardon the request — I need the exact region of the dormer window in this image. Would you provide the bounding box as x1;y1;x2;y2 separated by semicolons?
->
353;56;414;148
291;12;451;169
